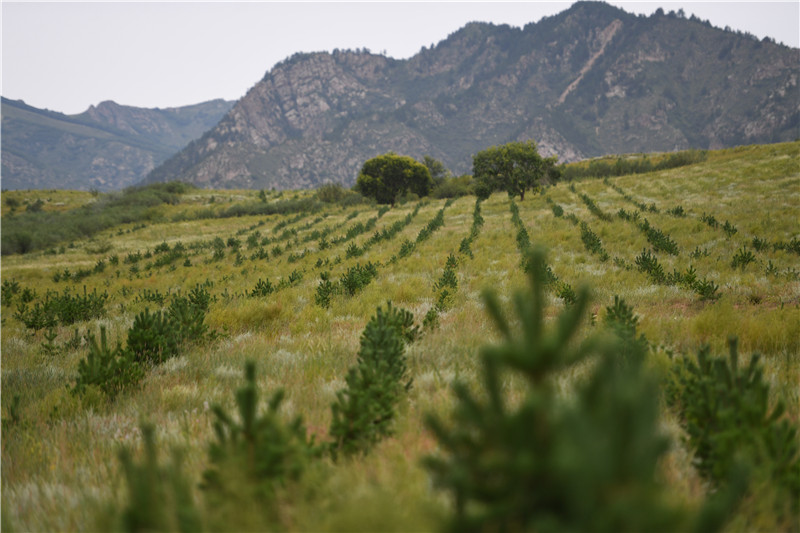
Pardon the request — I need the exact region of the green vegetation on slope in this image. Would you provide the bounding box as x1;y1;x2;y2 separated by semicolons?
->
1;142;798;532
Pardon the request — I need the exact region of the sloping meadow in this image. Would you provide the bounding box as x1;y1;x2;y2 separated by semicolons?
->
2;142;798;531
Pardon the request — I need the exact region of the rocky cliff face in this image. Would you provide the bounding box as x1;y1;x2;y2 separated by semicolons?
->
1;98;233;191
144;1;798;190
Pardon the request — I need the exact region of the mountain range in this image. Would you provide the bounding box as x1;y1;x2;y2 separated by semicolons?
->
145;2;798;190
3;1;798;191
1;98;233;190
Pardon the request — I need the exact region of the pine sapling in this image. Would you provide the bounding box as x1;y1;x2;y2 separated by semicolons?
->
329;304;414;458
117;423;202;533
424;249;740;532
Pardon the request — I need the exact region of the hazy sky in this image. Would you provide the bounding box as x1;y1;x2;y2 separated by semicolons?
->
2;1;798;115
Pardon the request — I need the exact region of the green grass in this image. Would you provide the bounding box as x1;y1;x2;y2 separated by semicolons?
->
1;141;799;531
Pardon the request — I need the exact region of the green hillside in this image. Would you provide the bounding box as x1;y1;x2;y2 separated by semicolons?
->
2;142;799;531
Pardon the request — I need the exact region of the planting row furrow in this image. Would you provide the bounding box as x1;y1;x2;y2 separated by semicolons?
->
314;200;454;308
606;180;800;272
509;199;576;304
545;196;610;262
545;193;718;301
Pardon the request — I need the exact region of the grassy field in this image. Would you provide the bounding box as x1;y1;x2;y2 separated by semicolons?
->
1;142;798;531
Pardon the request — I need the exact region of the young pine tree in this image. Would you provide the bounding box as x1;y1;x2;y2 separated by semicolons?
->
329;303;415;458
424;249;742;532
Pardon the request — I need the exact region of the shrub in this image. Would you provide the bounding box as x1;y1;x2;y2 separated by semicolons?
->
555;279;577;304
316;183;366;205
668;339;799;518
694;277;720;301
186;284;213;312
578;192;612;221
751;236;769;251
116;424;201;532
731;246;756;269
127;308;179;365
765;260;780;276
458;237;473;258
721;220;738;238
1;279;20;307
562;150;706;180
285;269;303;286
635;249;666;284
345;242;363;259
638;218;679;255
339;262;378;296
423;308;440;330
378;301;420;344
579;221;608;260
315;272;339;309
397;239;416;258
14;287;109;331
329;304;414;457
431;175;474;199
416;207;445;243
701;213;720;229
249;278;275;298
432;254;460;312
202;361;317;527
73;326;143;399
1;183;195;255
603;296;649;361
168;294;210;345
136;288;167;306
784;236;800;255
424;250;734;532
434;254;458;293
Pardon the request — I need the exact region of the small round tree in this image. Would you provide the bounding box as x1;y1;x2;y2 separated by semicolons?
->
473;140;558;201
355;153;434;205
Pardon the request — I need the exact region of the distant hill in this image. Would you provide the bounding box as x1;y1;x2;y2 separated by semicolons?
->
145;1;799;190
1;98;234;191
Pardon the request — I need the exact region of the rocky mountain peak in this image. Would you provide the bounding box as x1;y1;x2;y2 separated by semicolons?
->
146;6;797;190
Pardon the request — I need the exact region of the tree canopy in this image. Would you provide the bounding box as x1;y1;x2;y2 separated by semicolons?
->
472;141;558;200
423;155;450;184
355;153;434;205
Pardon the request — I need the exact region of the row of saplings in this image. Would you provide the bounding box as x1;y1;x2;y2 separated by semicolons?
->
78;251;797;532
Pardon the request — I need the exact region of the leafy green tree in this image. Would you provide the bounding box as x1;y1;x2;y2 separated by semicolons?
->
473;140;557;200
423;155;450;185
355;153;433;205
